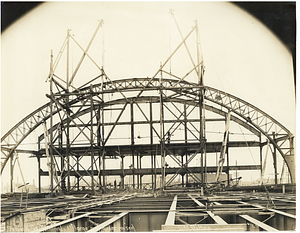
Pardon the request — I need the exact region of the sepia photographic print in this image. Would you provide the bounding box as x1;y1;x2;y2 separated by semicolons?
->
1;1;296;232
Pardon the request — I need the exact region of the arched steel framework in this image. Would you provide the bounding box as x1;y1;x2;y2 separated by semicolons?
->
1;77;295;193
1;19;295;194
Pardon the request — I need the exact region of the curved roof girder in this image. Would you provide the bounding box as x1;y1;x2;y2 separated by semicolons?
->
203;86;294;183
1;78;294;183
37;96;261;143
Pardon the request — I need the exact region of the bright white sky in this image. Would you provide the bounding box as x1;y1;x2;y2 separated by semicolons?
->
1;2;296;189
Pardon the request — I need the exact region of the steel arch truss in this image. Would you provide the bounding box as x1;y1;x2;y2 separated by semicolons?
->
1;77;295;193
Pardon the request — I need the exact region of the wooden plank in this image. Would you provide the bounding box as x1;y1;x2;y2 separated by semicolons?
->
87;212;128;232
160;223;246;231
34;213;92;232
240;215;278;231
165;195;177;225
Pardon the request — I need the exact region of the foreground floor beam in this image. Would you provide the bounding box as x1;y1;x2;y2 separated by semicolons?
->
239;214;278;231
159;224;246;232
165;195;178;225
34;213;92;232
87;212;128;232
188;194;227;225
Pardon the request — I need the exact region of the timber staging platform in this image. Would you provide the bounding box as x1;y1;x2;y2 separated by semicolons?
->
1;190;296;232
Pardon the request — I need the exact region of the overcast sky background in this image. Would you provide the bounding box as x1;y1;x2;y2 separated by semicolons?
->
1;1;296;188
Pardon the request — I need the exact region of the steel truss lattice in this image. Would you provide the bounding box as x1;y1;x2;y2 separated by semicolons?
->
1;19;294;194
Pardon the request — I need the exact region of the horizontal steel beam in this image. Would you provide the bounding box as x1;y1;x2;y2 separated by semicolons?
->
37;141;260;157
39;165;261;177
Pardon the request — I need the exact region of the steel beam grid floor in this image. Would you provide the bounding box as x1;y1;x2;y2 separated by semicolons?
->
1;191;296;232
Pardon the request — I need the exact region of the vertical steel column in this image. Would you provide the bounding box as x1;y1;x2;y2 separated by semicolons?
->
90;90;94;192
226;133;230;186
185;154;188;186
37;156;41;193
272;132;278;184
199;88;204;184
184;103;188;186
77;156;80;190
121;155;124;189
131;102;135;188
181;155;184;187
288;136;295;183
38;138;41;193
137;154;140;189
59;125;65;191
184;103;188;143
97;105;102;188
102;154;106;188
150;103;154;189
259;134;263;177
139;155;143;189
66;105;70;192
10;154;14;193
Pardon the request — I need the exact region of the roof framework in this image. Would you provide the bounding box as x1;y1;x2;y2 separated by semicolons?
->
1;18;294;195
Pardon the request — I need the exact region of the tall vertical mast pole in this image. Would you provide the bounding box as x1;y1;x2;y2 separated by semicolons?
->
50;50;54;196
67;29;70;91
159;64;165;190
196;20;206;186
196;21;203;185
66;29;71;191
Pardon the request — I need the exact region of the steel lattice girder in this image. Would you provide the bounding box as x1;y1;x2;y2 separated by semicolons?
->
1;78;295;183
